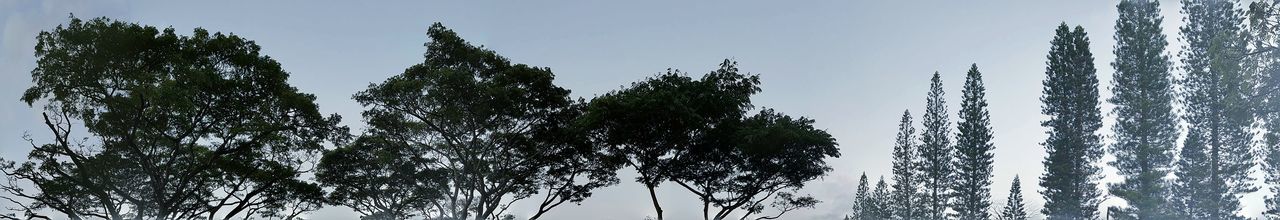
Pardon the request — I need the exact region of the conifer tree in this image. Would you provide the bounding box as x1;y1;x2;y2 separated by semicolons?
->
999;176;1029;220
853;173;871;219
1248;0;1280;218
1038;23;1104;220
952;64;995;220
1107;0;1178;219
918;72;954;219
870;176;894;220
1172;0;1254;219
891;110;922;220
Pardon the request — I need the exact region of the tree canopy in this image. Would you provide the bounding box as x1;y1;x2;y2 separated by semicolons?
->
2;16;347;220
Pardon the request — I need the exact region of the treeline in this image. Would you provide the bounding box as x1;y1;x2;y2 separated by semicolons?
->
0;16;841;220
847;0;1280;220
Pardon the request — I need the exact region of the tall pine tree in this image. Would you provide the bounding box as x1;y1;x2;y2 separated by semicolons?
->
1249;0;1280;218
870;176;894;220
852;173;871;220
891;110;922;220
999;176;1028;220
1107;0;1178;219
952;64;995;220
918;72;954;220
1172;0;1254;219
1039;23;1104;220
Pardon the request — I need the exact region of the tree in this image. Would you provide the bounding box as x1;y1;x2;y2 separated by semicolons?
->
0;17;346;220
869;176;894;220
917;72;953;220
1172;0;1254;219
851;173;871;220
952;64;995;220
670;108;839;220
351;23;621;220
1247;0;1280;218
1107;1;1179;219
891;110;922;220
999;176;1028;220
1038;23;1104;220
315;135;444;220
587;60;836;220
584;60;759;220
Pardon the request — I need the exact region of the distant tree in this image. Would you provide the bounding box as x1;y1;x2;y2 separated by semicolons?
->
869;176;894;220
890;110;922;220
852;173;871;219
315;135;444;220
1038;23;1104;220
1107;1;1179;219
917;72;954;220
583;60;762;220
952;64;995;220
998;176;1028;220
351;23;621;220
0;17;346;220
1172;0;1254;219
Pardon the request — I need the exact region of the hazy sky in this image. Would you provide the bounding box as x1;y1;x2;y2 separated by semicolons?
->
2;1;1262;219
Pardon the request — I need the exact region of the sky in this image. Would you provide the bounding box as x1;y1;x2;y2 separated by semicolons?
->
0;0;1263;219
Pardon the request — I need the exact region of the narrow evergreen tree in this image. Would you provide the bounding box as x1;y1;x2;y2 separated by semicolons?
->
1038;23;1104;220
1250;0;1280;218
870;176;894;220
952;64;995;220
1172;0;1254;219
891;110;922;220
999;176;1029;220
918;72;954;220
853;173;871;220
1107;1;1178;219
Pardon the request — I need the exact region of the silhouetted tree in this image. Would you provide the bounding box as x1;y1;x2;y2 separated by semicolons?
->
315;135;444;220
952;64;995;220
1039;23;1104;220
999;176;1028;220
1107;1;1178;219
669;108;839;220
0;17;346;220
588;60;835;220
891;110;922;220
583;60;761;220
351;23;621;220
918;72;953;220
1172;1;1254;219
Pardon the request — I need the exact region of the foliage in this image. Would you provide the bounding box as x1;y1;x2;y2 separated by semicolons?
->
1;16;346;220
349;23;621;220
890;110;922;220
1107;1;1178;219
1039;23;1104;220
952;64;995;220
917;72;953;220
1172;0;1254;219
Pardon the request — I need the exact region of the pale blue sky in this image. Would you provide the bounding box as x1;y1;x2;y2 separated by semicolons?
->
2;1;1258;219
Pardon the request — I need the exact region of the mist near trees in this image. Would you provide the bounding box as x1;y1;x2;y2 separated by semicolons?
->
3;0;1280;220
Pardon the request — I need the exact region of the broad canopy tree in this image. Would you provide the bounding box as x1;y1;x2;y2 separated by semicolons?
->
336;23;622;220
584;60;839;220
315;135;444;220
1;17;347;220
